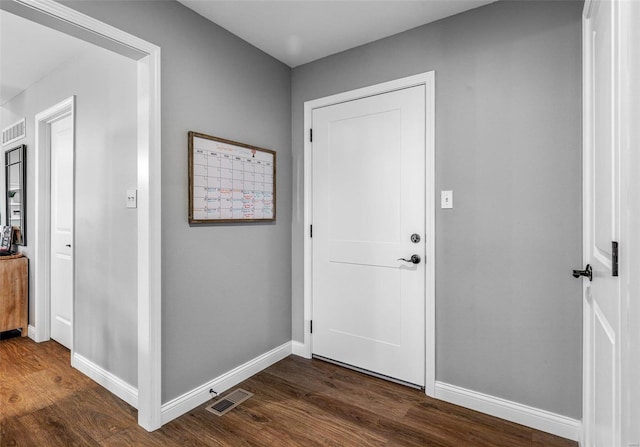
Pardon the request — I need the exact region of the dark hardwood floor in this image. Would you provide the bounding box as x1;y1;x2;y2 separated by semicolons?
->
0;335;577;446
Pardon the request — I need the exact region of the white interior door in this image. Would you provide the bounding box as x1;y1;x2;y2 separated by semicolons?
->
312;85;426;387
50;114;74;349
583;1;621;445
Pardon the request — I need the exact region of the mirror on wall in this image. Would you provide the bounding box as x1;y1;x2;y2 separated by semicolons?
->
5;144;26;245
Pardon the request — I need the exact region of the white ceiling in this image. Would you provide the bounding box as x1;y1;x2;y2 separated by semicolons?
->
0;1;496;105
0;10;94;105
178;0;496;67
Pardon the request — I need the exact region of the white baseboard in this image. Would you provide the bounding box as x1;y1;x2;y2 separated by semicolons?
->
72;353;138;409
28;324;48;343
160;341;292;425
291;340;308;357
435;381;581;442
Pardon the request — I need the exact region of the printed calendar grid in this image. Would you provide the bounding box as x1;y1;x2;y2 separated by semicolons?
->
189;133;276;223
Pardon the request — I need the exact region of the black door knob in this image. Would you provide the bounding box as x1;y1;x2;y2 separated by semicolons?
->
572;264;592;281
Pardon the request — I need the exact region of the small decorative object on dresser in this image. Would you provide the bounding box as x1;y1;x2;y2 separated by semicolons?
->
0;225;13;255
0;252;28;336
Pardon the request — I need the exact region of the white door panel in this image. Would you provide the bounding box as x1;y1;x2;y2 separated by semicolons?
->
50;114;73;349
326;110;402;243
593;304;615;447
312;85;426;386
583;1;621;445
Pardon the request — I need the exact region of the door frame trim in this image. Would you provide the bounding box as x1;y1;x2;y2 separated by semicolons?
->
301;71;436;396
33;96;75;355
11;0;163;431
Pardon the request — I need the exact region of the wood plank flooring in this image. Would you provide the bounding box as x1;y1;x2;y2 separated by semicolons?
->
0;335;577;446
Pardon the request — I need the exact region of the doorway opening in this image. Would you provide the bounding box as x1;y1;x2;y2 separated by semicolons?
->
1;0;162;430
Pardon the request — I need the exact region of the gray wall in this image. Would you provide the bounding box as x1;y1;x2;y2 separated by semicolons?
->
62;0;293;403
291;1;583;419
1;49;139;386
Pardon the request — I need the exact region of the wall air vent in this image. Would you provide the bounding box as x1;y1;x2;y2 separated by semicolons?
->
205;389;253;416
2;118;26;146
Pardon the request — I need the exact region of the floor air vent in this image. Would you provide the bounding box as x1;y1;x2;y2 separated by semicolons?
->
206;389;253;416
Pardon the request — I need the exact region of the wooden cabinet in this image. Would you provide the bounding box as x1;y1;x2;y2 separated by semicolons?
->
0;253;28;335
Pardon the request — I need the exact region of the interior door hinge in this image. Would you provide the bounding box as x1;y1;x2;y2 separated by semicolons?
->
309;128;313;142
310;320;313;334
612;241;619;276
310;225;313;238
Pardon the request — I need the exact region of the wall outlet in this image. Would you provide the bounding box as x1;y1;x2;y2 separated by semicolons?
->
441;190;453;209
127;189;137;209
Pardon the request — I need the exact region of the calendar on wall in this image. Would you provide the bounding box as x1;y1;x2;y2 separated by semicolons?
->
188;131;276;223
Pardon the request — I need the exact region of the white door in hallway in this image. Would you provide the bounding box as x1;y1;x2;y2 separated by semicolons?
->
583;0;622;445
50;114;74;349
312;85;426;386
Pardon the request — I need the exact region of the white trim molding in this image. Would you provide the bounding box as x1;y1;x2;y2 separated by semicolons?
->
11;0;163;431
135;45;163;433
435;382;582;442
291;341;306;357
161;342;292;425
301;72;436;395
72;353;139;409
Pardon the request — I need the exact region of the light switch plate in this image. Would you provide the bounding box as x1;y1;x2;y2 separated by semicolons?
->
441;190;453;209
127;189;137;209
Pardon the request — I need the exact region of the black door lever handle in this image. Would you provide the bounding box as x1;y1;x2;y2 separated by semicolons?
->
572;264;592;281
398;254;421;264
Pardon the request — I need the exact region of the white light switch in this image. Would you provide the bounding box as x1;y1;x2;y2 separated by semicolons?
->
441;190;453;209
127;189;137;209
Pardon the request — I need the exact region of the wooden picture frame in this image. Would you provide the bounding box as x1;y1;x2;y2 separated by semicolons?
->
188;131;276;223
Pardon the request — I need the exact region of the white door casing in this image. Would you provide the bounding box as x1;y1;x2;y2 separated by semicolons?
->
302;72;436;394
49;114;74;349
582;1;622;445
619;2;640;445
